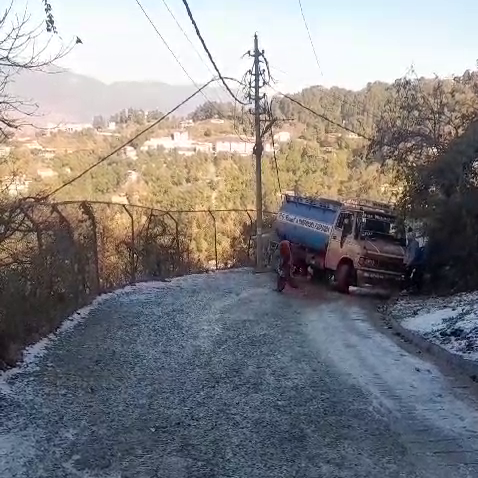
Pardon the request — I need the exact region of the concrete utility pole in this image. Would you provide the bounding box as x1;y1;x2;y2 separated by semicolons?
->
253;33;263;271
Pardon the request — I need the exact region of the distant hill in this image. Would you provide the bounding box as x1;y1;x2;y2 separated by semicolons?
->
6;68;229;125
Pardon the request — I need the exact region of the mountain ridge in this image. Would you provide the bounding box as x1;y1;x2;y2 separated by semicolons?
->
7;68;229;125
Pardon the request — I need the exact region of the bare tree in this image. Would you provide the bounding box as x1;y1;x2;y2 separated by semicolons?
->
0;1;74;142
369;70;478;291
0;1;76;258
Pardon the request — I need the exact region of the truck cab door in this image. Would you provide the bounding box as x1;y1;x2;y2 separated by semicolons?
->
325;211;354;270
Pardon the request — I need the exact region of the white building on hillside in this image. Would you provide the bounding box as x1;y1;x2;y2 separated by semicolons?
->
37;167;58;179
215;137;254;156
214;137;273;156
122;146;138;160
0;145;11;157
140;131;213;155
47;123;93;134
273;131;291;143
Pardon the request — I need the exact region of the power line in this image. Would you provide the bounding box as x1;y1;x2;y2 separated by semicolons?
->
45;79;217;199
180;0;247;106
135;0;248;141
292;4;381;129
160;0;211;76
297;0;323;76
159;0;226;102
134;0;193;84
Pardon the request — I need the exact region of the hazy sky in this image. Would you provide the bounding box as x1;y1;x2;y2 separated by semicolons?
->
21;0;478;92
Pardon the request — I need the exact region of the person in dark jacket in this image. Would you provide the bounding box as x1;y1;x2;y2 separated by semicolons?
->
403;228;422;292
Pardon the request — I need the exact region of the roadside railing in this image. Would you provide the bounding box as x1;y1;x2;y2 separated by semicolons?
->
0;199;276;366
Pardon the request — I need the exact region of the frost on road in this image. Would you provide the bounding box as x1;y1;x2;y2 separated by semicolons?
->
1;270;478;478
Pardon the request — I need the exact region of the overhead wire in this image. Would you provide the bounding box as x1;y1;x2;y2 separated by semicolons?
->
135;0;250;141
44;79;217;199
297;0;323;76
295;0;379;132
180;0;247;105
159;0;226;104
134;0;213;104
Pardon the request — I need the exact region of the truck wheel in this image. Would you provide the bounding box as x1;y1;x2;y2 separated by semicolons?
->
336;263;352;294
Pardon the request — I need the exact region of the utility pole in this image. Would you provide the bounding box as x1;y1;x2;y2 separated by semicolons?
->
253;33;263;271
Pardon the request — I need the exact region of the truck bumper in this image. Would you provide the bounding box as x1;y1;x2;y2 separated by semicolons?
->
356;269;405;289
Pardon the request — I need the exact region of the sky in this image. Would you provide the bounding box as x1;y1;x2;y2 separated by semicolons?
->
16;0;478;92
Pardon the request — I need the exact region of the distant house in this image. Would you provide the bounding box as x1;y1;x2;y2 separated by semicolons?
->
179;119;194;128
195;142;213;153
273;131;291;143
37;167;58;179
107;122;116;131
24;140;43;150
39;148;56;159
111;193;129;205
210;118;224;124
123;146;138;160
214;137;254;156
141;131;191;151
126;170;139;182
47;123;93;134
0;145;11;157
140;131;212;155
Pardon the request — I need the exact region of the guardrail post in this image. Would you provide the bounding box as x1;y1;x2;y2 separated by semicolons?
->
123;205;136;284
165;212;180;274
208;210;218;270
80;201;100;294
246;211;253;261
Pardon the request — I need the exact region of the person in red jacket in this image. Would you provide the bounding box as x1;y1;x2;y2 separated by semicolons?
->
277;240;298;291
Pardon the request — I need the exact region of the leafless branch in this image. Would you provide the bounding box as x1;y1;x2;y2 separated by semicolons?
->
0;2;76;141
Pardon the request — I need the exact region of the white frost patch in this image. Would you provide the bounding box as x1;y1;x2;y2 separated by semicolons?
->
0;269;251;395
403;307;465;333
390;291;478;362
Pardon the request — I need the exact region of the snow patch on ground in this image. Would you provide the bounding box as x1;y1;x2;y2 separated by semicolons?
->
390;291;478;362
0;269;249;395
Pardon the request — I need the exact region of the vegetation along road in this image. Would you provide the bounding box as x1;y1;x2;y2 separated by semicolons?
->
1;269;478;477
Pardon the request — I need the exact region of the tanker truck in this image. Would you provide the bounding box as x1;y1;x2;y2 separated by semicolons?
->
267;194;406;293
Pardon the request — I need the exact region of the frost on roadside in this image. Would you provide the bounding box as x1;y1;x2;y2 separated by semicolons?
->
390;292;478;361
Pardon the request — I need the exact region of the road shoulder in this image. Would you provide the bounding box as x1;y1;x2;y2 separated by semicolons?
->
384;292;478;382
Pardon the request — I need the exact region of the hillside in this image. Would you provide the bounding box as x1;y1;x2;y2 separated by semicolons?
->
6;69;229;125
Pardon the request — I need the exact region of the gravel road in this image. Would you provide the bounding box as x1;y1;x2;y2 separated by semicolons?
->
1;269;478;477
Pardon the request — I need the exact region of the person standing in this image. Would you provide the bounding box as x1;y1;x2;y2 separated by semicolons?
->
277;240;298;291
404;227;419;290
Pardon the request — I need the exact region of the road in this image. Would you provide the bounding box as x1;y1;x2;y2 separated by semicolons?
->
1;269;478;478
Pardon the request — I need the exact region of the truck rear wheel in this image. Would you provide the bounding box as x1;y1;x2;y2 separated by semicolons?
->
336;263;352;294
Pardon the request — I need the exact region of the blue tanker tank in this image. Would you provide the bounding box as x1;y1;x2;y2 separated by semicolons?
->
275;194;342;252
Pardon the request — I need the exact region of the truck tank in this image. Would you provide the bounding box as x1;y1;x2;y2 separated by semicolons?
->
274;195;342;252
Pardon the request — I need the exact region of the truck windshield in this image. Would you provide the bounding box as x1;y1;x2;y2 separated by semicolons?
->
360;212;405;244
